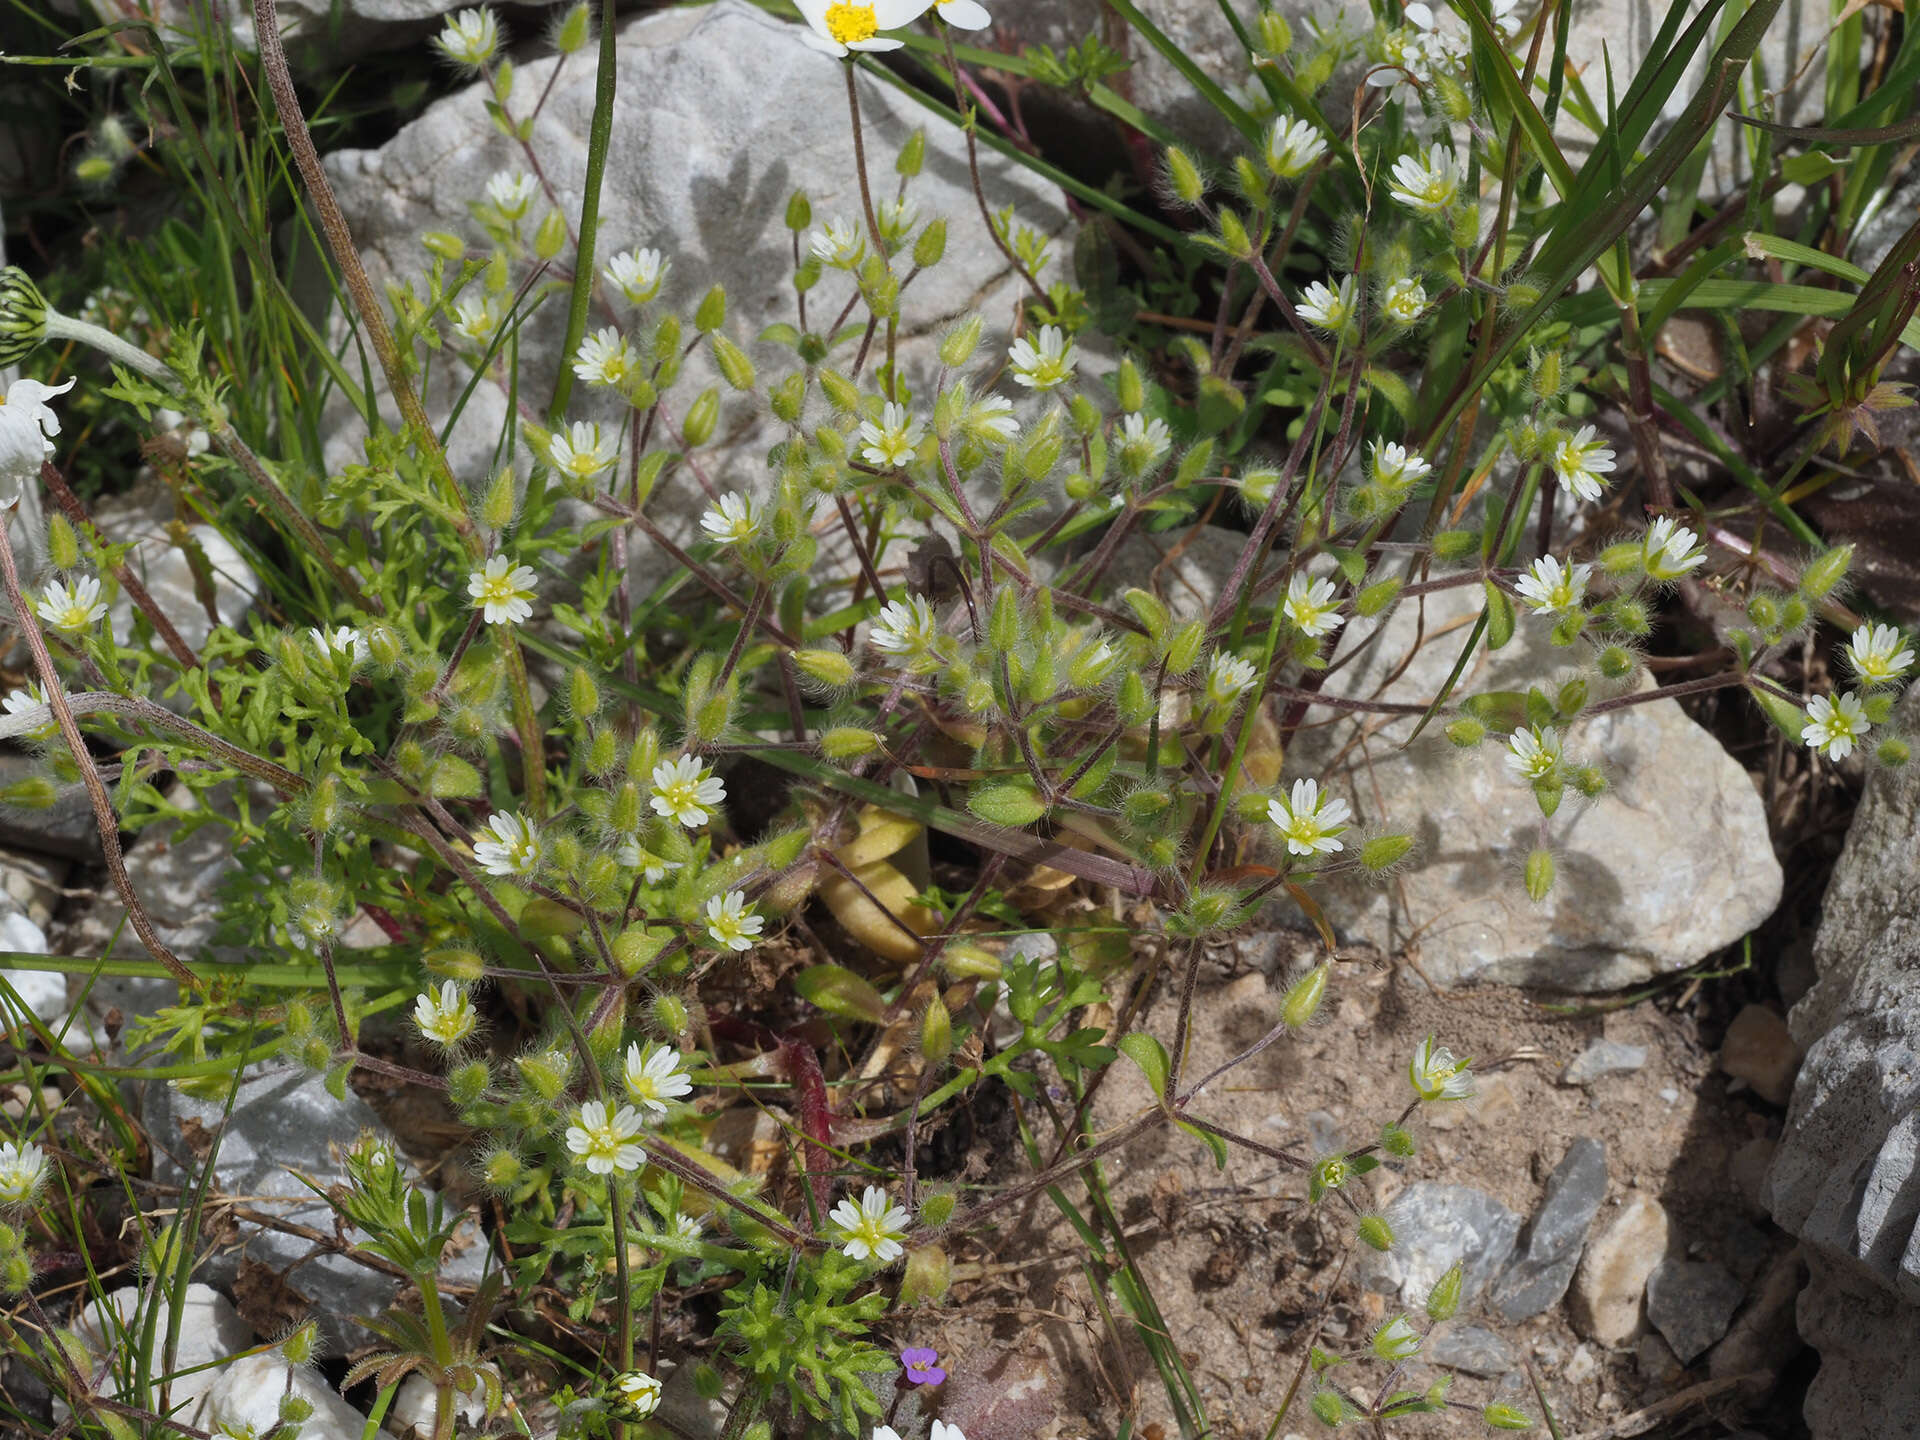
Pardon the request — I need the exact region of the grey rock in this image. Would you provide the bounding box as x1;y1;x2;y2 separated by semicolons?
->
146;1066;489;1355
0;750;103;862
1305;1108;1342;1158
1426;1323;1520;1379
1635;1332;1684;1388
1644;1259;1745;1364
0;894;61;1023
1720;1003;1798;1106
72;1283;255;1430
0;847;69;929
1797;1252;1920;1439
1560;1041;1650;1088
1293;586;1781;990
1570;1194;1671;1346
1491;1137;1608;1322
1357;1182;1522;1306
388;1372;492;1439
204;1352;365;1440
320;0;1068;593
1709;1247;1806;1382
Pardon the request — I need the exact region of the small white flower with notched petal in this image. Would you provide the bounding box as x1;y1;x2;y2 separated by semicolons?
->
649;754;726;828
36;577;107;635
705;890;765;952
605;247;668;305
963;392;1018;447
1549;425;1616;502
310;625;368;664
549;421;620;485
565;1099;646;1175
1388;143;1463;214
450;296;497;345
0;376;76;488
1204;652;1258;708
1381;276;1428;325
0;1140;48;1206
1504;724;1562;782
796;0;926;55
1265;116;1327;180
434;6;499;68
870;595;938;657
473;811;541;877
1007;324;1077;391
485;170;536;222
700;491;759;547
1409;1034;1474;1102
1283;572;1342;638
413;981;478;1047
1372;1313;1423;1362
1116;413;1172;473
571;326;642;389
858;402;925;468
1296;275;1356;334
1371;440;1432;488
614;838;682;884
612;1371;663;1420
830;1184;910;1262
1844;623;1915;685
1513;555;1591;616
934;0;992;29
1268;777;1352;856
467;555;538;625
1640;517;1706;582
811;218;868;268
1802;691;1871;760
624;1041;695;1116
2;683;56;742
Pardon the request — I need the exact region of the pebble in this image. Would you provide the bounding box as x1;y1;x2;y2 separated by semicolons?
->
388;1373;492;1438
1358;1182;1523;1306
1564;1343;1600;1385
1644;1258;1746;1363
73;1284;254;1428
1490;1136;1609;1322
1570;1194;1671;1346
0;897;61;1023
1426;1323;1521;1378
1635;1332;1684;1387
1718;1004;1799;1106
1560;1040;1649;1088
204;1353;365;1440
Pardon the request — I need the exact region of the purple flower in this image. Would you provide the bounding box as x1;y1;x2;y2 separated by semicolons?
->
901;1346;946;1387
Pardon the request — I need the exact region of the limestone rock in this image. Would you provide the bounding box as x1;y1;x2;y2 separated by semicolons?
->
1569;1194;1671;1346
1357;1182;1522;1306
1796;1253;1920;1440
1709;1247;1806;1382
1644;1259;1744;1364
1560;1041;1649;1088
204;1353;366;1440
1293;585;1781;989
72;1283;255;1429
1490;1137;1608;1322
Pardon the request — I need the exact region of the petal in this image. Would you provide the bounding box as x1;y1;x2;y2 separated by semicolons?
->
851;37;905;49
799;29;847;54
939;0;992;26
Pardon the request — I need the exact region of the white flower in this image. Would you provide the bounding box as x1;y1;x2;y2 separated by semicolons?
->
1296;275;1356;334
705;890;765;952
830;1184;910;1262
1381;276;1428;325
877;196;920;245
605;247;668;305
1116;413;1172;474
549;421;620;485
623;1041;694;1116
1225;77;1276;121
1267;777;1352;857
1204;652;1258;708
669;1211;703;1242
434;6;499;67
565;1100;646;1175
1283;572;1341;638
1802;691;1871;761
1844;623;1915;685
571;326;642;389
930;1425;968;1440
467;555;537;625
36;576;107;635
614;838;682;884
473;811;541;877
857;402;925;468
1513;555;1591;616
1265;116;1327;180
700;491;759;547
649;755;726;828
1370;439;1431;488
0;1141;47;1206
1007;324;1077;391
1372;1313;1423;1362
1492;0;1523;38
450;296;497;345
870;594;938;657
934;0;992;29
1549;425;1616;502
485;170;536;221
1409;1034;1474;1102
1388;143;1463;214
310;625;368;664
1641;517;1706;582
0;377;76;488
795;0;926;54
612;1371;663;1420
1;683;55;742
413;981;478;1047
810;218;867;268
1504;725;1562;782
963;392;1019;446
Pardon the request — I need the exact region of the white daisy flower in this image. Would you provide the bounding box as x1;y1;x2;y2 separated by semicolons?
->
1802;691;1870;761
1371;439;1432;488
1504;725;1563;782
1265;116;1327;180
450;296;497;345
1007;324;1077;391
1283;572;1342;637
963;392;1019;447
0;376;76;488
36;576;107;635
473;811;541;877
870;594;938;657
1267;777;1352;857
310;625;368;664
700;491;759;547
1204;652;1258;708
565;1099;646;1175
1548;425;1616;503
1296;275;1357;334
0;1141;48;1206
704;890;764;952
1513;555;1591;616
857;402;925;468
467;555;537;626
829;1184;910;1262
810;218;868;268
485;170;536;222
1409;1034;1475;1102
623;1041;694;1117
1;683;56;742
1116;413;1172;474
611;1371;663;1420
795;0;925;55
413;981;478;1047
1641;517;1706;582
614;838;683;884
604;247;668;305
1381;277;1428;325
549;421;620;485
1843;623;1915;685
571;326;642;389
649;755;726;828
1388;143;1463;214
433;6;499;68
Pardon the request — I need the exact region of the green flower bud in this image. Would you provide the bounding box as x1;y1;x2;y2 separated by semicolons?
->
0;267;50;366
711;333;756;391
1556;678;1588;717
1446;718;1486;748
1310;1387;1355;1426
1780;594;1809;631
912;218;948;269
614;926;668;977
1371;1313;1422;1362
1608;596;1652;636
1747;592;1781;631
553;1;591;51
898;1244;951;1304
785;190;812;232
1571;764;1607;798
820;726;881;760
1524;847;1555;902
682;387;721;448
280;1322;321;1367
1877;736;1911;768
1361;833;1413;872
1281;963;1330;1030
277;1394;315;1427
46;514;80;571
694;285;727;334
1381;1121;1415;1157
1164;619;1205;676
896;128;926;177
793;647;855;687
2;776;61;810
568;666;601;722
1426;1258;1464;1321
587;728;620;777
1357;1214;1395;1252
1357;577;1402;616
1506;281;1543;310
1598;539;1642;576
818;367;861;415
1483;1403;1535;1430
1165;146;1206;206
1117;669;1153;726
920;994;952;1064
1529;346;1563;399
1597;644;1637;679
1800;543;1853;600
1431;529;1479;563
482;1149;523;1190
1257;9;1292;53
534;208;567;260
479;466;518;532
1215;206;1255;260
939;314;983;367
770;372;806;425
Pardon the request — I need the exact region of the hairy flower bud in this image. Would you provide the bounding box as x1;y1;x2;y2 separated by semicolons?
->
0;267;49;366
1280;963;1330;1030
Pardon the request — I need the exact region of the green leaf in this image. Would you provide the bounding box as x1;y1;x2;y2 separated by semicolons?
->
1117;1032;1171;1097
967;779;1048;828
1484;580;1516;651
792;964;889;1024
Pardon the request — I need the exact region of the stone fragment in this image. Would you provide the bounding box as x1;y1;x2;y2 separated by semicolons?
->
1426;1323;1520;1379
1720;1004;1798;1106
1490;1137;1608;1321
72;1283;255;1429
1635;1333;1684;1388
1709;1247;1807;1381
0;895;61;1024
388;1372;493;1438
1569;1194;1671;1346
1644;1259;1745;1364
1357;1182;1522;1306
0;848;68;928
204;1352;366;1440
1560;1041;1649;1088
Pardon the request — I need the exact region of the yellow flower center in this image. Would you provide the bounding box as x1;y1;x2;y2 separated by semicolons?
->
825;2;879;43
